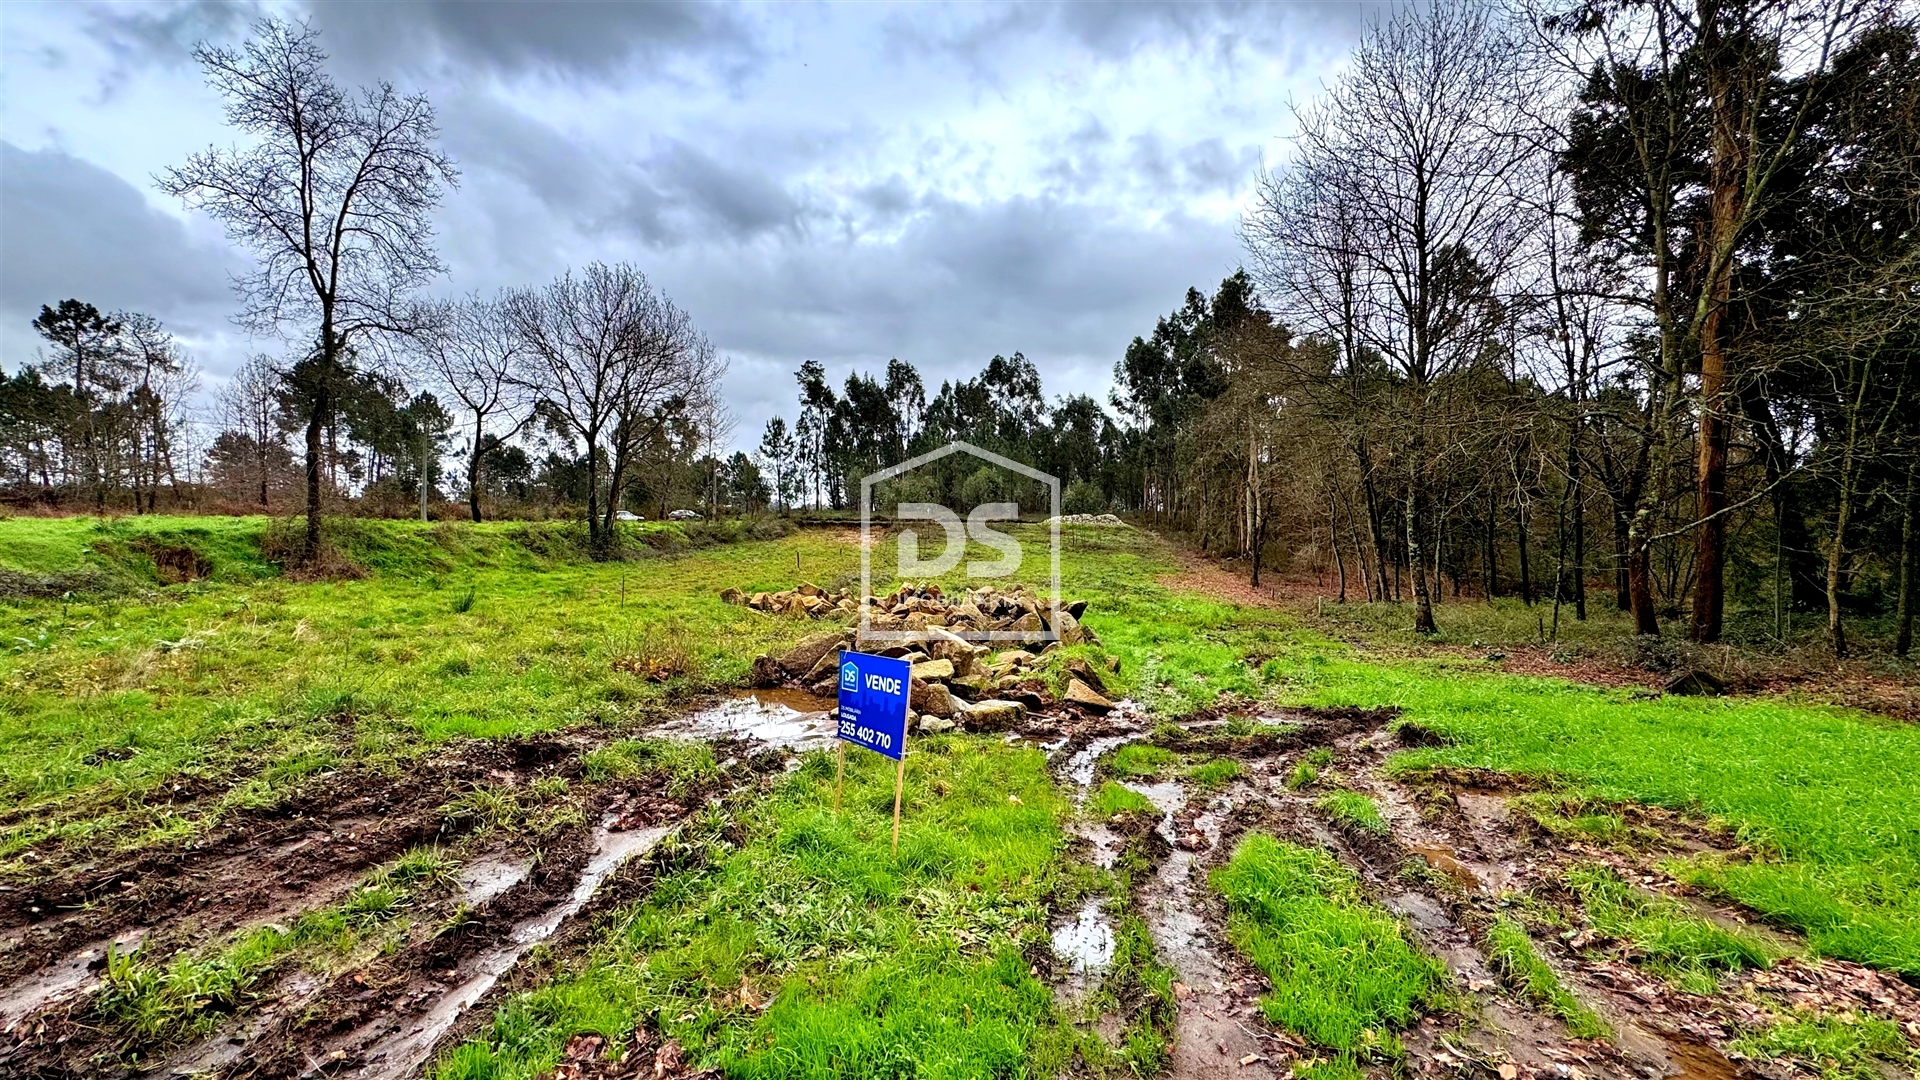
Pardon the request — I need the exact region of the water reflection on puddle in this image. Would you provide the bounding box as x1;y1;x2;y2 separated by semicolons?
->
655;691;837;751
1051;898;1116;1002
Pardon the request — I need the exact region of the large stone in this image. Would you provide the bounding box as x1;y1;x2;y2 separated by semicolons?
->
918;715;957;735
779;632;845;677
926;628;984;674
797;581;824;597
801;647;844;685
911;680;958;718
1063;658;1108;695
1052;609;1088;645
1065;599;1088;619
1064;678;1113;713
720;587;747;605
960;698;1026;731
947;674;989;701
910;658;955;681
1010;612;1044;635
749;655;786;688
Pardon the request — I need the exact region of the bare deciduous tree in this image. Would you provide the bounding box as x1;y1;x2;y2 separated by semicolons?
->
1247;0;1535;633
221;353;285;507
416;294;531;522
505;262;726;554
158;15;456;562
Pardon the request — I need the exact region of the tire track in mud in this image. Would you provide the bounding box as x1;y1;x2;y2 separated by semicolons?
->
1043;705;1396;1079
0;735;593;1004
1309;728;1919;1079
1038;703;1873;1080
0;695;806;1080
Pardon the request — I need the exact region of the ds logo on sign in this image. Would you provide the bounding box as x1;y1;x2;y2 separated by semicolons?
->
839;662;859;692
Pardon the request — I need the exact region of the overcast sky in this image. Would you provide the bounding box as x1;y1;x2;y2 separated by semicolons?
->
0;1;1366;451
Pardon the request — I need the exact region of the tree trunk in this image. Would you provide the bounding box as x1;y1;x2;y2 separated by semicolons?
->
1407;484;1437;634
1897;453;1915;657
1485;488;1498;599
1568;429;1586;620
1827;473;1852;659
303;328;332;564
1516;485;1534;605
1693;313;1731;641
585;435;603;555
1355;440;1391;603
469;410;485;523
1250;500;1267;587
1331;487;1346;603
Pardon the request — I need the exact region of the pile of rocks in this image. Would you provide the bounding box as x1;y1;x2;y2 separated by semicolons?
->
721;582;856;619
1040;513;1128;527
860;583;1100;646
743;584;1119;734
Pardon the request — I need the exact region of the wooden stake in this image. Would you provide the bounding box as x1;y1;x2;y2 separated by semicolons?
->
891;751;907;855
834;740;845;811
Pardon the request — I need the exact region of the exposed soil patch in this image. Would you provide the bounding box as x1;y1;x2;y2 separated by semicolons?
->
0;728;745;1079
1046;698;1920;1080
0;734;597;1000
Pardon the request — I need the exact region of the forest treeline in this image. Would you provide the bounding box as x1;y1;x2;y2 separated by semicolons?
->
1;19;731;559
758;0;1920;655
5;1;1919;653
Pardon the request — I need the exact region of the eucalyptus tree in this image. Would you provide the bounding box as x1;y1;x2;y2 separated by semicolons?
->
1546;0;1884;640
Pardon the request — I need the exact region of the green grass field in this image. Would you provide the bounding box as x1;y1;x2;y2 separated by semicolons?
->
8;512;1920;1072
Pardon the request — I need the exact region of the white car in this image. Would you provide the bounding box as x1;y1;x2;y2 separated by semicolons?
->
667;509;701;521
615;510;645;522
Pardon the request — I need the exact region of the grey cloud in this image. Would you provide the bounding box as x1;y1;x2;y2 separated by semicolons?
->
884;1;1372;72
439;98;804;247
0;142;233;329
678;190;1243;444
439;94;612;213
642;140;804;242
74;1;763;88
308;1;763;83
84;0;258;95
1124;135;1259;200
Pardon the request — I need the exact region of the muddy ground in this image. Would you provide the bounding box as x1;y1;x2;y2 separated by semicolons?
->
1036;703;1920;1080
5;690;1918;1080
0;713;775;1080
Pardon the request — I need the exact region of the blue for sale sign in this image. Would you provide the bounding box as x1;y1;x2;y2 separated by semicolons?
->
836;650;910;761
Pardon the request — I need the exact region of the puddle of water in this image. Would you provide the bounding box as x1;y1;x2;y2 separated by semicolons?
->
1064;735;1139;793
1664;1030;1742;1080
457;856;533;908
656;693;836;752
1004;732;1070;754
0;925;147;1028
1051;899;1116;1004
1455;791;1510;826
1122;780;1186;844
161;970;323;1075
1083;823;1125;870
1408;844;1482;891
344;817;675;1079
